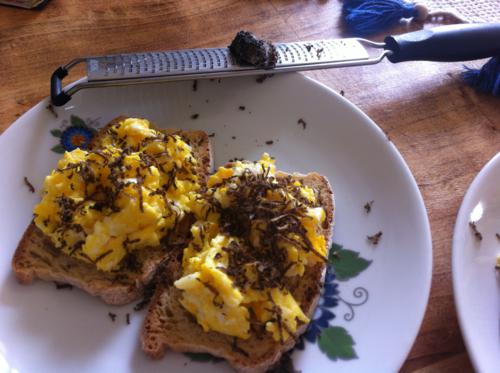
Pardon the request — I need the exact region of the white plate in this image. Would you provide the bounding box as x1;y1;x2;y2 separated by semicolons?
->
0;73;431;373
453;153;500;373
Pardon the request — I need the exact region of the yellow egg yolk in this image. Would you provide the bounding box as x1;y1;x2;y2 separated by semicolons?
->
175;154;328;342
33;118;201;271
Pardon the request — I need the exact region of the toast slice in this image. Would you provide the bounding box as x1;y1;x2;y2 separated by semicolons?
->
12;117;212;305
141;171;334;373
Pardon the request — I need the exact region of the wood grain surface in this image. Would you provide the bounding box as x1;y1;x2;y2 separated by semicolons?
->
2;1;497;372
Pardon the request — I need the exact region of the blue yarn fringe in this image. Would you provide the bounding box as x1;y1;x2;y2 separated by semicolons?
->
462;57;500;96
342;0;418;37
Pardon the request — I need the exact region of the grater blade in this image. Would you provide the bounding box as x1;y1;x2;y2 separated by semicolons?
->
51;37;390;106
87;39;370;81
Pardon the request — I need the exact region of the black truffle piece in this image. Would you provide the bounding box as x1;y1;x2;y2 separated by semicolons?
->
229;31;278;69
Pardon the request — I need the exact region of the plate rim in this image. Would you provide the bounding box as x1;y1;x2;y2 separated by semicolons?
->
452;151;500;373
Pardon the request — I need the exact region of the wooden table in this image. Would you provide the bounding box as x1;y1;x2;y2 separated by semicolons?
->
2;1;498;371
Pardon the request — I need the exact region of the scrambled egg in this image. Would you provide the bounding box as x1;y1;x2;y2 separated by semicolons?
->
33;118;200;271
175;154;327;342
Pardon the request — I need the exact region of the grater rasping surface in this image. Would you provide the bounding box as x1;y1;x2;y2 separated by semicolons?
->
87;39;369;81
53;37;389;106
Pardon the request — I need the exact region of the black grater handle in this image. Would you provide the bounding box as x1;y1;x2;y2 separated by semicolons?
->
384;23;500;63
50;67;72;106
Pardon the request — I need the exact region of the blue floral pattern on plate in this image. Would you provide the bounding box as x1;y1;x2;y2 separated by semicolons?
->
49;115;100;154
301;269;339;345
60;125;95;151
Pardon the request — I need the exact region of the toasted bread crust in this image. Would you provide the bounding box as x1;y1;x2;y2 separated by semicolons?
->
140;171;334;373
11;116;212;305
12;223;168;304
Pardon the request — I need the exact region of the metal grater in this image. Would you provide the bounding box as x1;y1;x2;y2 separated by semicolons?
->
51;38;389;106
51;24;500;106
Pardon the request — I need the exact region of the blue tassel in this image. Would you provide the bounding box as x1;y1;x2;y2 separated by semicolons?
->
342;0;425;37
462;57;500;96
342;0;369;16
